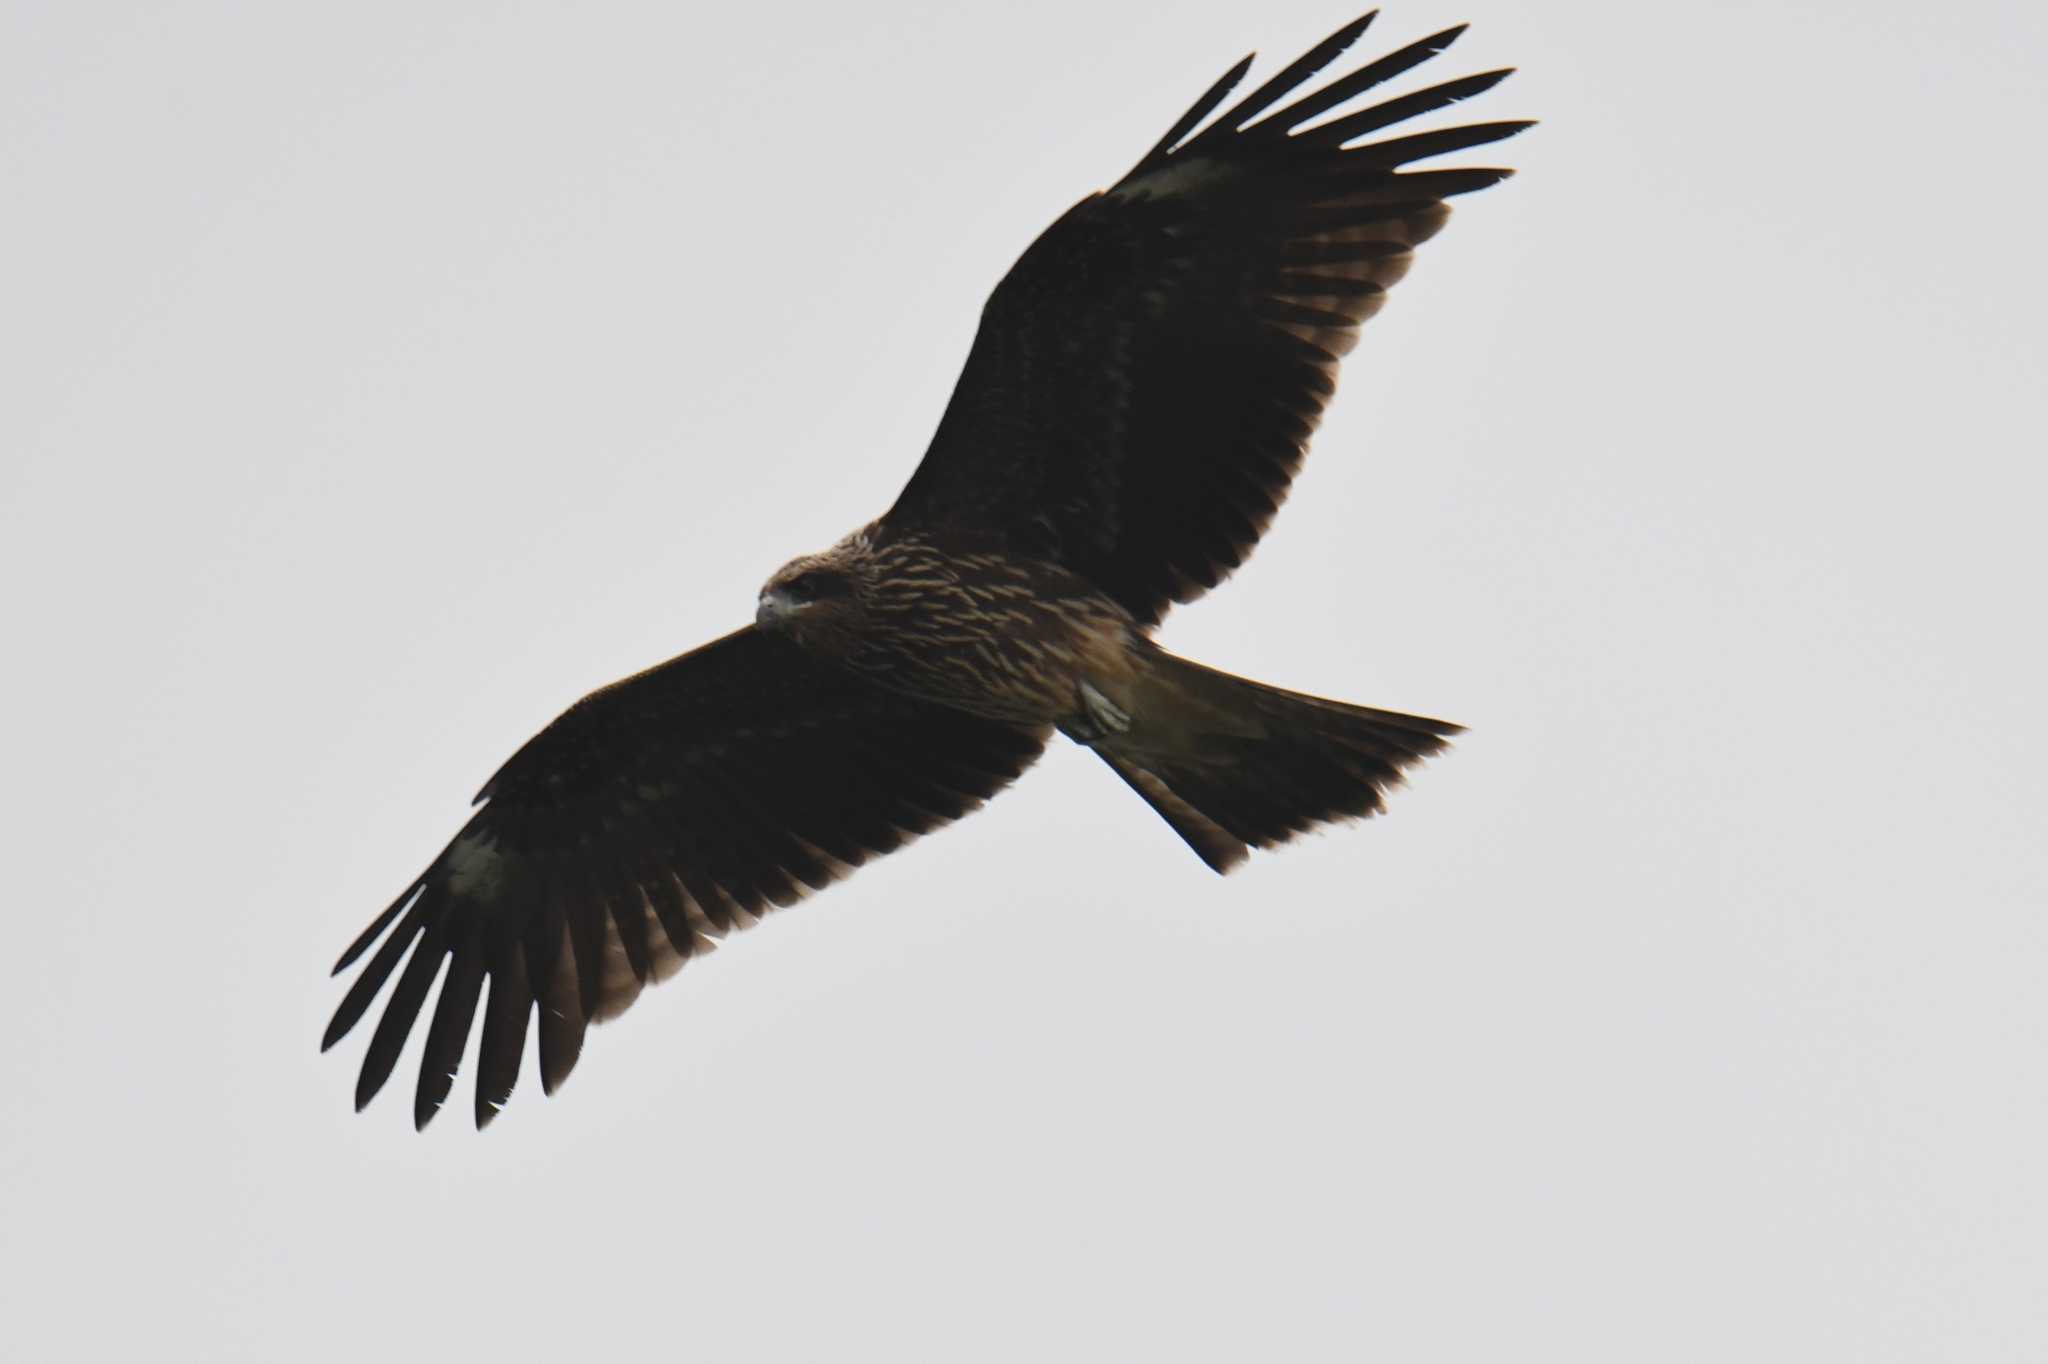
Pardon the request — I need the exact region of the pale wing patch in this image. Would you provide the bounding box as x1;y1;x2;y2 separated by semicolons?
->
1111;155;1241;203
444;831;507;902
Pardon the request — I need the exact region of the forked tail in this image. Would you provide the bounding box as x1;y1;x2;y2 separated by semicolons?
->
1087;651;1458;872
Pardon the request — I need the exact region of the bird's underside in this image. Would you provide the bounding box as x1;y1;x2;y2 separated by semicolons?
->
325;11;1527;1128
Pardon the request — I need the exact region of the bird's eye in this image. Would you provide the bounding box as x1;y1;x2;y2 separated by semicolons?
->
785;570;844;603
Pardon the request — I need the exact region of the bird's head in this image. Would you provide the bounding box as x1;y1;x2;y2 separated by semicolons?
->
757;538;870;654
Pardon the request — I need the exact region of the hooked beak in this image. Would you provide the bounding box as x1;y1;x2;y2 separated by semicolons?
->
755;588;795;631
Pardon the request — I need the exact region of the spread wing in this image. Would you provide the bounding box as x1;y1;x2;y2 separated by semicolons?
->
322;626;1048;1129
885;14;1529;625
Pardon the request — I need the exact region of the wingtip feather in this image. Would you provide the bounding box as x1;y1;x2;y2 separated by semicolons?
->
1133;51;1256;173
1257;21;1478;136
1210;11;1379;135
331;881;420;975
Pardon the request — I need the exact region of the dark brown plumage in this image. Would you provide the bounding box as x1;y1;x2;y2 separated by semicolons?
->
325;11;1527;1127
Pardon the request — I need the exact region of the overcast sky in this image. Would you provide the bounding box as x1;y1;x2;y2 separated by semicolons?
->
4;1;2044;1359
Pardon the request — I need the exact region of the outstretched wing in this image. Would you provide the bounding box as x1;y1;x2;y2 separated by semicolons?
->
885;13;1528;625
322;626;1047;1129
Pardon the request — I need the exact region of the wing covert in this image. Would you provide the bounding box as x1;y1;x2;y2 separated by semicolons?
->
322;626;1047;1128
885;14;1528;624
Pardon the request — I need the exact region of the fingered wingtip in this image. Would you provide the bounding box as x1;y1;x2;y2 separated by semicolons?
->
1334;12;1379;46
354;1060;392;1115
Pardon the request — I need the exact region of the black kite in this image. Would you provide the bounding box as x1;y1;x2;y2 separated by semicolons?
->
325;12;1527;1127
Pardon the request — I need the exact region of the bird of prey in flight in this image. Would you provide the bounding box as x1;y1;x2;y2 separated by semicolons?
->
324;11;1527;1128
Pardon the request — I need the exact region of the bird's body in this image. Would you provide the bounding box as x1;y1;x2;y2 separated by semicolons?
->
324;11;1529;1128
759;526;1146;729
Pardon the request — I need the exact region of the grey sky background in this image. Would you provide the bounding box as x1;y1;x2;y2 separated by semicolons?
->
4;1;2044;1358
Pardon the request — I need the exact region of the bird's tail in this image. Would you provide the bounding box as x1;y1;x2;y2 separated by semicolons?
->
1087;650;1458;872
